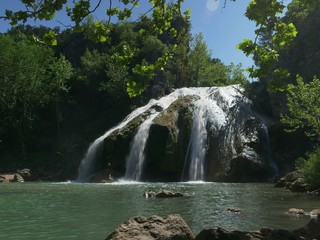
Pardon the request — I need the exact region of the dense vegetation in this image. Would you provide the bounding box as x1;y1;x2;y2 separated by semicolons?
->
0;0;319;188
241;0;320;189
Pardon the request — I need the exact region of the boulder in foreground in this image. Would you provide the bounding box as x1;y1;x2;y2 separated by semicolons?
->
196;216;320;240
105;214;194;240
106;213;320;240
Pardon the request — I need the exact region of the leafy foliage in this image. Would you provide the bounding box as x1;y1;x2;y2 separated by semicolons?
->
2;0;192;97
238;0;298;90
296;146;320;190
281;75;320;138
0;35;72;155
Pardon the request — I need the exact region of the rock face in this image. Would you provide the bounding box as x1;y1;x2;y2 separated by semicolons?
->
105;214;195;240
78;85;279;182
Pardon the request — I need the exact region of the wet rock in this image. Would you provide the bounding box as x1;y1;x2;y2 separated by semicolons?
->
289;178;308;192
309;209;320;219
0;175;7;182
308;189;320;195
195;217;320;240
227;208;243;214
143;190;156;198
0;174;15;182
155;190;184;198
275;171;308;192
143;190;183;199
195;227;276;240
293;217;320;239
285;208;305;217
17;168;31;180
105;214;194;240
11;173;24;182
105;213;320;240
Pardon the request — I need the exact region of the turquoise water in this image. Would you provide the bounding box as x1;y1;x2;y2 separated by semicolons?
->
0;182;319;239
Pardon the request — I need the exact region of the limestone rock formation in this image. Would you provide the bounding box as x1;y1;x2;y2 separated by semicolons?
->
78;85;279;182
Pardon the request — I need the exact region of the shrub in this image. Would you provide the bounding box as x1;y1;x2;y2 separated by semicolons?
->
296;146;320;190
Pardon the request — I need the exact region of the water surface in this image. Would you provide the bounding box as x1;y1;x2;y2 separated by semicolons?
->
0;182;319;239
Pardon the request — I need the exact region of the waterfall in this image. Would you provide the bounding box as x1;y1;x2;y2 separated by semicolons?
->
78;85;277;183
188;99;208;181
261;123;279;178
254;114;279;178
77;99;161;182
77;88;194;182
77;136;104;182
182;87;237;181
124;116;155;181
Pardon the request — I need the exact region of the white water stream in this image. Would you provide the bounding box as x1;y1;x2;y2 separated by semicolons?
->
124;115;156;181
187;99;208;181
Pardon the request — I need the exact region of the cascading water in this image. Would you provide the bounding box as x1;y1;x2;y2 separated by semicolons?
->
261;122;279;178
77;98;161;182
124;116;156;181
187;99;208;181
182;87;233;181
77;88;199;182
76;136;103;182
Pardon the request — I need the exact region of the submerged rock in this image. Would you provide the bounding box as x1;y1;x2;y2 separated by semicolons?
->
227;208;243;214
143;190;156;198
285;208;305;217
143;190;184;198
105;214;194;240
155;190;184;198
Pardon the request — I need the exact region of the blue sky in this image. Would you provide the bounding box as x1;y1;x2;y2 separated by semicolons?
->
183;0;256;69
0;0;256;71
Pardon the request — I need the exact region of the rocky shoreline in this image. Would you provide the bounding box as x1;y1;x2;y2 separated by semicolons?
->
105;213;320;240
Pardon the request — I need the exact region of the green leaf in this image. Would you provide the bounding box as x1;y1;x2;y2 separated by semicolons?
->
43;30;58;46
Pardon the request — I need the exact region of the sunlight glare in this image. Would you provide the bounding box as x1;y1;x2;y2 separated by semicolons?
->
206;0;220;12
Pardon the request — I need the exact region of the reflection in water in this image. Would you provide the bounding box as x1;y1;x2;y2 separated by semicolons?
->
0;182;318;240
